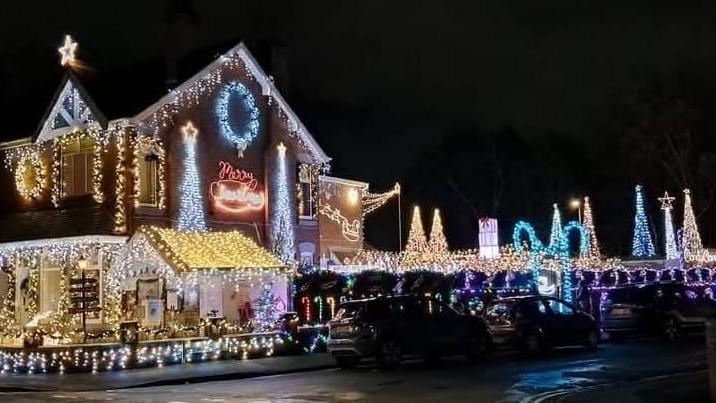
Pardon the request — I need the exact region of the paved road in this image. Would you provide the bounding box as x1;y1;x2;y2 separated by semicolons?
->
0;337;708;402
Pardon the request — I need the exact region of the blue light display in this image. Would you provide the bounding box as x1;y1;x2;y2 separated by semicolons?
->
512;218;590;303
216;81;260;157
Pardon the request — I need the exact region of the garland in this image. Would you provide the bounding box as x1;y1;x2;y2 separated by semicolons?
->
0;270;16;335
14;152;46;200
216;81;260;157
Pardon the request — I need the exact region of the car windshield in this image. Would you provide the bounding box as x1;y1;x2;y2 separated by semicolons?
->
607;288;636;303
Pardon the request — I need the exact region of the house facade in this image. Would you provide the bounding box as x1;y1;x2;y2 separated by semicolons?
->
0;42;371;333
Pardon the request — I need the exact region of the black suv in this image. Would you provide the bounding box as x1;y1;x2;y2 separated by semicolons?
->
601;282;716;341
483;296;599;354
327;295;490;368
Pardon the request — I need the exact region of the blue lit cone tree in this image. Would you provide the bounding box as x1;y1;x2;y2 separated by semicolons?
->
548;203;562;251
631;185;656;258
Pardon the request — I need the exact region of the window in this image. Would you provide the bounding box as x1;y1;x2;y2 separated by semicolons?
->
137;153;159;206
61;137;94;197
40;265;61;314
297;164;316;219
544;299;574;315
486;303;513;325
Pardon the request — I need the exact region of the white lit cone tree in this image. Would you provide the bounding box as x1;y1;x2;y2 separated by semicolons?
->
682;188;705;262
582;197;600;258
658;192;678;260
405;206;428;253
428;208;448;253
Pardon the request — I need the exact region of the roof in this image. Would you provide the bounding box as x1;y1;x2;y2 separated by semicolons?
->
138;226;284;271
0;206;115;243
132;42;330;164
319;175;368;189
34;72;107;143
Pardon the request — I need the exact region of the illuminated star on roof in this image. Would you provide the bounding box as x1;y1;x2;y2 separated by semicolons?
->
58;35;78;66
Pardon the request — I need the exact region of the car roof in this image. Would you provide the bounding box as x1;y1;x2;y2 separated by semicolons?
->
339;295;426;304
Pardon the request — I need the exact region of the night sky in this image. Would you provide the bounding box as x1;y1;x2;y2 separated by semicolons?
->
3;1;716;254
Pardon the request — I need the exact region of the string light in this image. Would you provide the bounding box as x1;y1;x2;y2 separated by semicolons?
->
0;334;286;374
113;131;127;233
362;183;400;215
132;136;167;210
631;185;656;258
176;121;206;231
658;192;678;260
50;129;107;207
133;226;283;271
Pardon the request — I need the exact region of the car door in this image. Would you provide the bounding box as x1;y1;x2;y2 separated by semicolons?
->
542;298;579;346
392;298;426;355
431;300;469;355
485;302;517;346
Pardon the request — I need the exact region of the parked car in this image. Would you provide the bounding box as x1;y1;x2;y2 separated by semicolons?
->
600;282;716;341
482;295;599;354
327;295;490;368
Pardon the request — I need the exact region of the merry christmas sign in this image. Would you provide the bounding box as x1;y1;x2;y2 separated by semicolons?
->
209;161;265;214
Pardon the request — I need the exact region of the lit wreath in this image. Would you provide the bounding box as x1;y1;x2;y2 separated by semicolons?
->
15;152;45;199
216;81;260;158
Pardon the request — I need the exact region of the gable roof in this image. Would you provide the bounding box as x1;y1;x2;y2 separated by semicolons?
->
34;72;107;143
133;42;330;164
138;226;284;271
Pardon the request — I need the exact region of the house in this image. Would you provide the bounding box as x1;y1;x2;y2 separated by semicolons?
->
0;39;377;336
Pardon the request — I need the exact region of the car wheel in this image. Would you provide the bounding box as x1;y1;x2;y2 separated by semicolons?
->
335;357;359;369
662;317;679;342
377;340;401;369
467;332;488;362
523;332;543;355
584;329;599;351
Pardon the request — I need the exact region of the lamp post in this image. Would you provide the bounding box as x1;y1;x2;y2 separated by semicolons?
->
570;198;582;224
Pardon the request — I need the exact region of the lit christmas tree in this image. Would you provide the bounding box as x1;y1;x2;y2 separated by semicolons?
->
582;197;600;258
682;188;705;262
631;185;656;258
405;206;428;252
548;203;562;250
428;208;448;252
176;122;206;231
252;285;281;330
271;143;295;262
658;192;678;260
